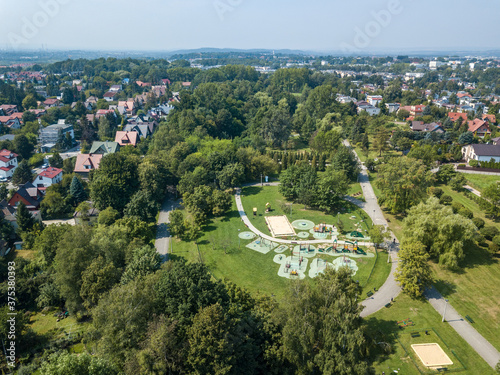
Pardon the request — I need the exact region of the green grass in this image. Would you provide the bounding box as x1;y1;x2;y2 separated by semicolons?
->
240;185;372;237
463;173;500;193
347;182;364;200
366;293;495;375
172;188;391;301
30;310;89;338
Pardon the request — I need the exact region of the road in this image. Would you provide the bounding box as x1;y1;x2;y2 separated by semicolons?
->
155;196;182;260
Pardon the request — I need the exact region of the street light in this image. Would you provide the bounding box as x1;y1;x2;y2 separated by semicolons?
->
442;299;449;322
238;229;241;249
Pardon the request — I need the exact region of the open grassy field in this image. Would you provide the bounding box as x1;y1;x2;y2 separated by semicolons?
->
367;293;496;375
463;173;500;193
172;188;391;300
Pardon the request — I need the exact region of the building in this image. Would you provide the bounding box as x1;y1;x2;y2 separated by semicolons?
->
366;95;383;106
0;149;18;179
468;119;491;138
103;91;119;102
448;112;468;122
410;121;445;133
39;122;75;146
89;141;120;155
356;103;380;116
114;131;138;146
8;182;44;211
385;103;400;113
123;123;154;138
74;154;103;178
33;167;63;188
462;144;500;164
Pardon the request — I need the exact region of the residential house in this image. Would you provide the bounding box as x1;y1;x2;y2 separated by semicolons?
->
357;103;380;116
74;154;103;178
109;85;122;92
367;95;383;106
114;131;138;146
181;82;192;88
448;112;468;122
8;182;44;211
462;144;500;163
385;103;400;113
136;81;151;88
482;114;497;124
123;123;154;139
118;100;136;116
0;105;18;116
399;105;425;118
85;96;98;108
0;200;18;229
39;122;75;147
95;109;116;120
0;135;15;142
103;91;119;102
410;121;444;133
468;119;491;138
33;167;63;188
89;141;120;155
73;203;100;225
0;116;21;129
0;149;18;179
149;104;174;118
43;98;61;108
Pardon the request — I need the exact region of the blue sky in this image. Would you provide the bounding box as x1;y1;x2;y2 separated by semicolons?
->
1;0;499;52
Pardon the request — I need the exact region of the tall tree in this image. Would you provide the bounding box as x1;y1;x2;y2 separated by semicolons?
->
69;175;87;204
395;240;433;298
16;201;35;232
12;160;33;184
331;145;360;181
49;152;63;168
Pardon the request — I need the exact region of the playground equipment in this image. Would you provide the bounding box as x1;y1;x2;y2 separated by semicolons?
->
344;240;359;253
314;223;330;233
397;318;414;328
350;231;364;238
253;207;257;216
265;202;271;212
290;270;299;276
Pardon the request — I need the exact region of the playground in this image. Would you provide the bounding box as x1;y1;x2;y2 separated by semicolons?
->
411;343;453;369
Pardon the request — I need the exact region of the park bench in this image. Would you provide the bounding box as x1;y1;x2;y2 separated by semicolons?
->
385;303;391;308
465;315;474;323
366;291;373;297
437;368;448;372
411;332;420;338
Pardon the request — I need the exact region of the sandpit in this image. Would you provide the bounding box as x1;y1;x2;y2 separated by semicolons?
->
411;343;453;368
266;215;296;237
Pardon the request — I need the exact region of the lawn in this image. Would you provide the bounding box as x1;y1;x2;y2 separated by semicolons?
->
30;309;89;340
463;173;500;193
240;185;372;238
172;188;391;301
366;293;495;375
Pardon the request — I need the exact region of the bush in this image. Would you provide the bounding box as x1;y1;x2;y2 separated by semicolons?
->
429;187;443;198
451;201;463;214
469;160;479;167
492;235;500;248
488;242;499;255
458;207;473;219
457;164;466;168
28;153;45;167
439;195;453;205
480;226;500;241
472;217;485;229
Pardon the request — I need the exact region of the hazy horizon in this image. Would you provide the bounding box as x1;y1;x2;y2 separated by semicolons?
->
1;0;499;54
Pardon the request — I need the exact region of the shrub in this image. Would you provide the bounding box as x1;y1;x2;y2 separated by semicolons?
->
488;242;499;255
458;207;473;219
439;195;453;205
472;217;485;229
457;164;466;168
469;160;479;167
429;187;444;198
451;201;463;214
492;234;500;248
480;226;500;241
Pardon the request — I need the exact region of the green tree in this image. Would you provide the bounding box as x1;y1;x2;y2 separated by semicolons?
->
22;94;37;110
12;160;33;184
281;267;369;374
458;131;474;145
436;164;456;184
13;134;34;160
124;190;160;222
32;224;71;266
402;197;477;269
212;189;232;217
217;163;245;190
314;169;349;212
69;175;87;204
90;153;140;213
80;255;121;310
395;240;432;298
39;351;119;375
449;174;467;191
121;245;162;285
97;206;120;226
368;225;391;248
41;189;70;219
16;201;36;232
169;209;185;237
372;127;391;157
49;152;63;168
331;145;360;181
376;157;435;214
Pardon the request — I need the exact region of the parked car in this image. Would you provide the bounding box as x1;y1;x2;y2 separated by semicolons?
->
42;163;49;169
0;177;8;182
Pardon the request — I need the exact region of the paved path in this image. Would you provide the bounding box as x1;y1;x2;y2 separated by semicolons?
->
425;287;500;368
42;218;75;226
155;196;182;260
464;184;481;197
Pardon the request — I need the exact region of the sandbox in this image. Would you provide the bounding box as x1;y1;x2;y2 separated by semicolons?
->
265;216;296;237
411;343;453;368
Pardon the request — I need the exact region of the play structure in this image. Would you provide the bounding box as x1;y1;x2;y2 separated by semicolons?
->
291;219;315;230
313;223;332;233
411;343;453;368
265;202;271;212
350;231;364;238
331;256;358;275
397;318;414;328
265;216;296;237
245;237;277;254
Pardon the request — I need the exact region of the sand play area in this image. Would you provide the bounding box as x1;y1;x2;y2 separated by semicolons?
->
411;343;453;368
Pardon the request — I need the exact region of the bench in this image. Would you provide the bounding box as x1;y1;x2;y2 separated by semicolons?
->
437;368;448;372
411;332;420;338
385;303;391;308
465;315;474;323
366;291;373;297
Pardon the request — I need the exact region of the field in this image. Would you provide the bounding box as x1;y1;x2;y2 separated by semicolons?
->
463;173;500;193
172;187;391;300
367;293;495;375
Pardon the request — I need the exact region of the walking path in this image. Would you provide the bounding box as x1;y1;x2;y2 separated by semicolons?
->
464;184;481;197
425;287;500;368
155;196;182;260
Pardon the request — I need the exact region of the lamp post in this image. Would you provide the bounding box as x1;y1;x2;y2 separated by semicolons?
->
442;299;449;322
238;229;241;249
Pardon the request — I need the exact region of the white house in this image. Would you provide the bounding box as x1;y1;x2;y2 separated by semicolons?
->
367;95;383;106
33;167;63;187
462;144;500;164
0;149;18;178
357;104;380;116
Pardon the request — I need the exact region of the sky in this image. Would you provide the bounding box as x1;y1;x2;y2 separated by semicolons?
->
1;0;499;53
